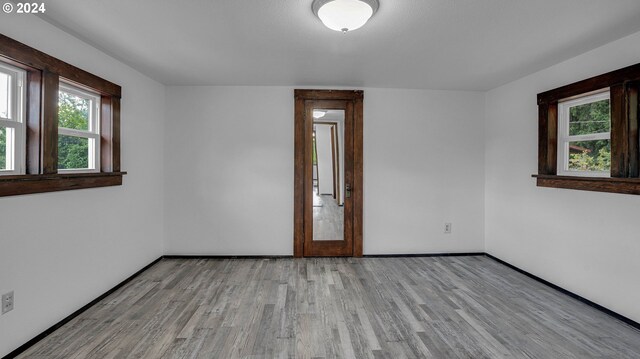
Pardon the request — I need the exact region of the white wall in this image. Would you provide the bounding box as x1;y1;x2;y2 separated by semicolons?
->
164;86;485;255
164;87;293;255
364;89;485;254
0;15;165;357
485;31;640;323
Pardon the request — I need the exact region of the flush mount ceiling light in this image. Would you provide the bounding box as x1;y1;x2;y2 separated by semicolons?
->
313;110;327;118
312;0;379;33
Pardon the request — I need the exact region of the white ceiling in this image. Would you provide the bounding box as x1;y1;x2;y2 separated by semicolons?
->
38;0;640;91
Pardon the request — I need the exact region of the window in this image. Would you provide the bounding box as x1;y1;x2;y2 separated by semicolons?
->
0;62;26;175
0;34;124;197
557;90;610;177
58;83;101;173
535;62;640;195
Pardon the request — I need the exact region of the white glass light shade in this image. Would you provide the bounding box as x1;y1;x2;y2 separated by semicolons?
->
317;0;374;33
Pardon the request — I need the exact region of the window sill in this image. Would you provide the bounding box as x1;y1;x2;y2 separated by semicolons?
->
533;174;640;195
0;172;127;197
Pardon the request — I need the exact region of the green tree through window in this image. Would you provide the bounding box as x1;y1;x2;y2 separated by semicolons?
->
0;127;6;169
568;99;611;172
58;91;90;169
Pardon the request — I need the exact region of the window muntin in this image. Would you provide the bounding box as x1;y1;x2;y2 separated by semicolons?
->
58;82;100;172
557;90;611;177
0;62;26;175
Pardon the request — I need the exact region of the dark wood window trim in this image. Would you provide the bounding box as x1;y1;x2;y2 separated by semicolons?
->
0;34;124;197
535;62;640;195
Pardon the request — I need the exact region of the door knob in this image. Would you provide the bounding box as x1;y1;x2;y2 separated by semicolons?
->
345;184;352;198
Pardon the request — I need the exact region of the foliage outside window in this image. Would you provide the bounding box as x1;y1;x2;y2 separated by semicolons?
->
557;91;611;177
312;134;317;165
58;83;101;172
0;127;6;169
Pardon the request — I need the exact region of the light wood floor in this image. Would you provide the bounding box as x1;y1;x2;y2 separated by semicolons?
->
17;256;640;358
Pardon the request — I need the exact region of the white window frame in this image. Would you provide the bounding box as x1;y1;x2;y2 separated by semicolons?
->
557;89;611;177
0;62;26;176
58;82;101;173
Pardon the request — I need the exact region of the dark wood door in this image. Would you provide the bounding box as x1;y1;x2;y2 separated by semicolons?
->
294;90;363;257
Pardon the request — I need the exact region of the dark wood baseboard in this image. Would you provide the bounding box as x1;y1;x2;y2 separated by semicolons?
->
164;253;485;259
4;253;639;359
2;256;162;359
364;252;485;258
485;253;640;332
163;255;294;260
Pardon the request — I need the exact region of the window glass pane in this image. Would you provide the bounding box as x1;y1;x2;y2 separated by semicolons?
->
568;140;610;172
0;127;6;170
58;90;90;131
569;99;610;136
58;135;89;169
0;73;9;119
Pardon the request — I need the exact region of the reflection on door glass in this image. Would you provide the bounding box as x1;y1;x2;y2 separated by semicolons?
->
313;109;345;241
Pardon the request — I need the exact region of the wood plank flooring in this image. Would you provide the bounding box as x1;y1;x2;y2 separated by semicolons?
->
16;256;640;358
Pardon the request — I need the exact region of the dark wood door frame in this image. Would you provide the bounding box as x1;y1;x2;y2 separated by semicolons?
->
294;89;364;257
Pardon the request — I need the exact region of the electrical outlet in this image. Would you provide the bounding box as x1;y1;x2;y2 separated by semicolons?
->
2;291;14;314
444;223;452;234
